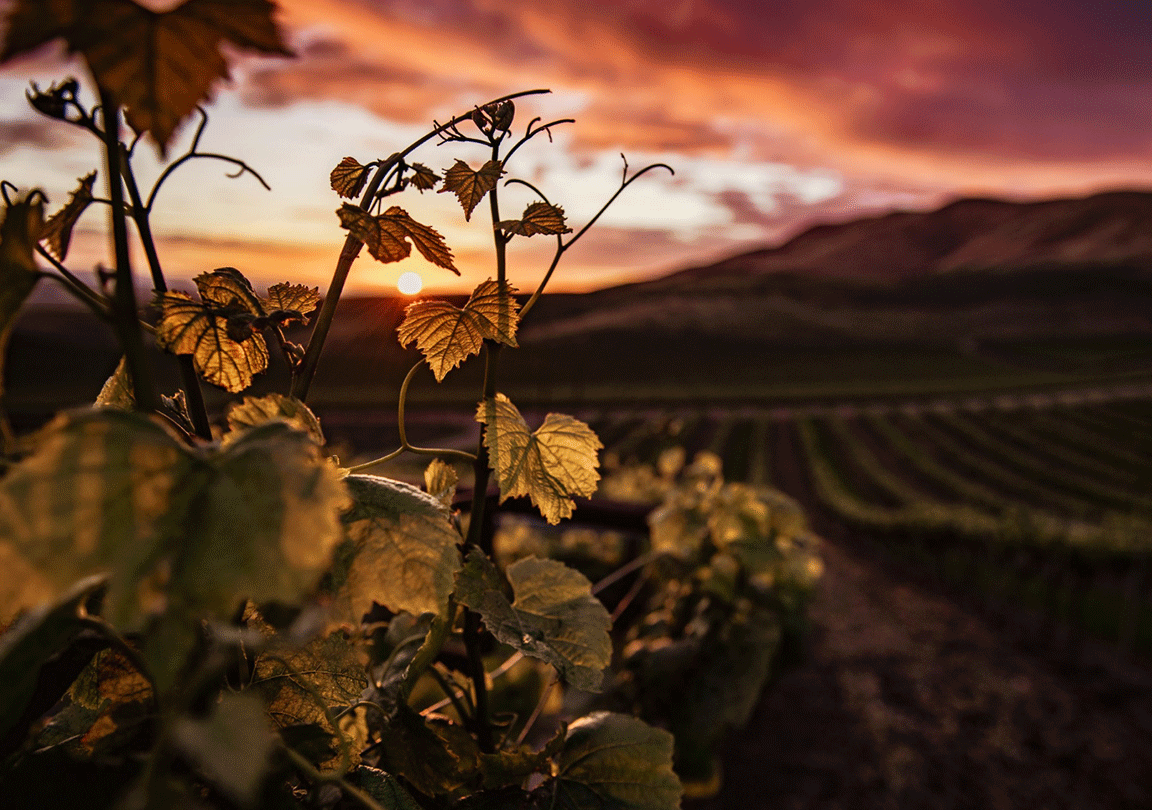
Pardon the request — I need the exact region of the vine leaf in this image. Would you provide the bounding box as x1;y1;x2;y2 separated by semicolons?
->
375;706;480;798
454;550;611;692
0;0;292;156
95;357;135;409
349;766;424;810
439;159;503;221
40;171;96;260
227;393;325;445
548;712;682;810
0;411;348;628
477;394;602;524
408;162;440;192
155;268;269;393
0;194;43;399
263;282;321;325
249;629;370;772
172;693;275;806
424;459;458;510
397;279;520;382
499;202;572;238
328;474;462;626
337;204;458;274
331;156;370;199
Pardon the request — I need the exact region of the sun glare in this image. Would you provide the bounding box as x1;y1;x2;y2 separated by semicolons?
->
397;271;423;295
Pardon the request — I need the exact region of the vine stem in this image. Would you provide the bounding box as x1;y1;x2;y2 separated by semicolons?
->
290;88;552;403
98;88;159;412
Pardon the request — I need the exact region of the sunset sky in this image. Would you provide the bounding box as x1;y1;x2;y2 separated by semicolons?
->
1;0;1150;297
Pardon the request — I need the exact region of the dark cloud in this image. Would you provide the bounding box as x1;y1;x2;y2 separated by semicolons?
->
0;119;74;155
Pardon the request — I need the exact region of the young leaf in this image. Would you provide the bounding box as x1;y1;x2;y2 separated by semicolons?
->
476;394;602;524
40;171;96;260
0;195;43;398
328;474;462;625
263;282;321;324
155;291;269;392
499;202;572;238
171;693;275;807
424;458;458;510
397;279;520;382
195;266;265;311
95;356;135;409
439;159;503;221
0;0;293;156
337;204;458;274
408;162;440;192
548;712;682;810
226;393;325;446
454;550;611;692
331;156;370;199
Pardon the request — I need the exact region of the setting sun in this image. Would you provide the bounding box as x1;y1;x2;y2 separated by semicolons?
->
397;271;423;295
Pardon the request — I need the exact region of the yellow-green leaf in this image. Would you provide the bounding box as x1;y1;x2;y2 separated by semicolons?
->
397;279;519;382
337;204;458;274
423;459;457;510
477;394;602;524
328;474;461;625
0;194;43;399
331;156;369;199
226;393;324;446
454;550;611;691
550;712;682;810
155;291;269;393
438;159;503;221
0;0;292;156
499;202;572;238
408;162;439;192
40;171;95;260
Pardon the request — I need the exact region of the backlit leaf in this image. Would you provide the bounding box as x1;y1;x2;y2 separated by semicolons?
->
499;202;572;238
439;159;503;221
95;356;134;409
40;171;95;260
408;162;439;192
227;393;324;446
477;394;602;524
155;291;269;392
454;550;611;691
195;266;264;311
331;156;369;199
328;474;461;625
424;459;458;510
337;204;458;274
397;279;519;382
549;712;682;810
172;692;275;806
263;281;321;324
0;0;293;156
0;411;348;627
0;194;43;399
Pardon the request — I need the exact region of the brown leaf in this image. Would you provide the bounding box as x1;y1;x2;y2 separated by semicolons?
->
337;204;458;274
40;172;96;260
0;0;293;156
155;291;269;392
500;201;573;238
438;159;503;221
408;162;439;192
331;156;369;199
263;282;321;323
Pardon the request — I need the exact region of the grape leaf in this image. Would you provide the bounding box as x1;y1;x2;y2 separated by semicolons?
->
397;279;519;382
374;706;480;798
156;291;269;392
477;394;602;524
40;171;95;260
439;159;503;221
328;474;461;625
172;693;275;806
0;411;348;627
95;356;134;409
331;156;370;199
454;550;611;691
349;766;424;810
499;202;572;238
424;458;458;510
408;162;440;192
337;204;458;274
226;393;324;446
263;282;321;324
0;0;292;156
250;630;369;772
0;195;43;399
195;266;264;311
549;712;682;810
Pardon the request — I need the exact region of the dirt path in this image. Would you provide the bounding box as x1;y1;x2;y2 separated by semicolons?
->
686;422;1152;810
